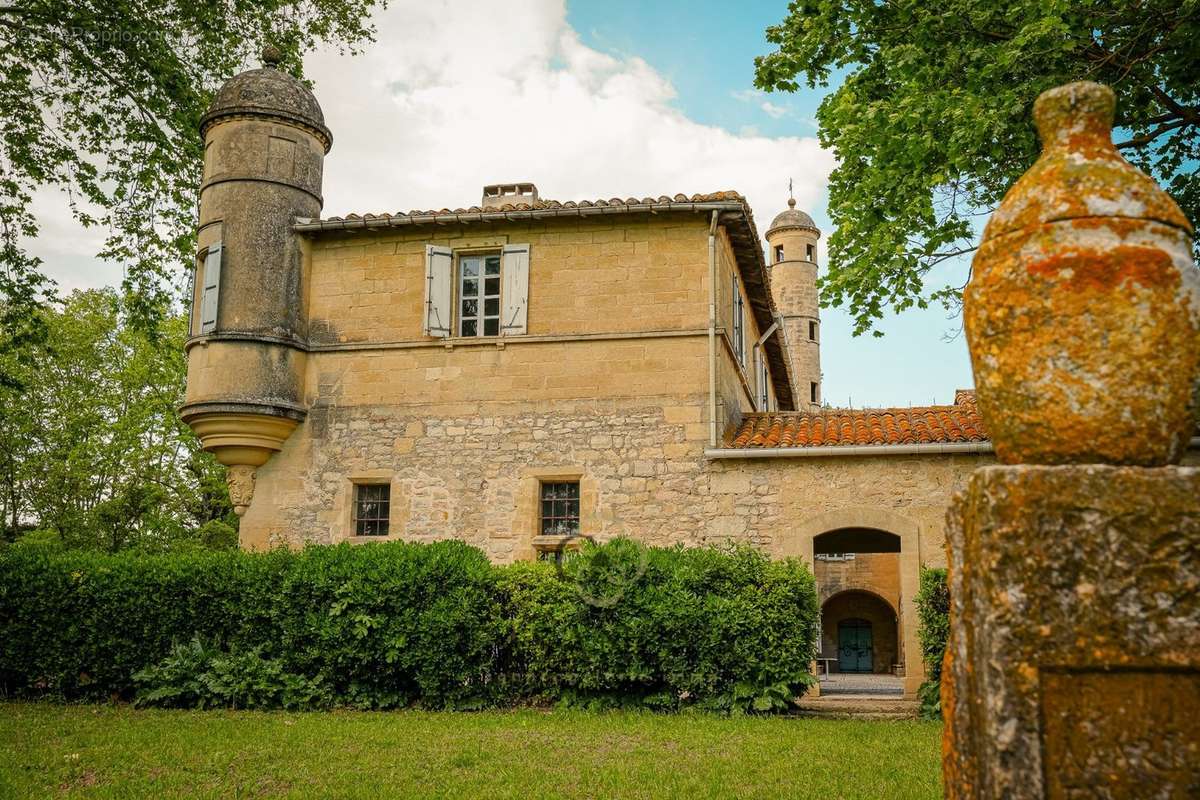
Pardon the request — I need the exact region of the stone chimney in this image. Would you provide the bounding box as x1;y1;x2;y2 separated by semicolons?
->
482;182;538;209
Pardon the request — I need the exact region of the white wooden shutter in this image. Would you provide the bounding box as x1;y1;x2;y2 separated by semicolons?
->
199;242;222;334
424;245;453;337
755;347;767;411
500;244;529;336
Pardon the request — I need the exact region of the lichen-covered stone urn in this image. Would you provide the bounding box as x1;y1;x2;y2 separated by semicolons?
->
964;81;1200;465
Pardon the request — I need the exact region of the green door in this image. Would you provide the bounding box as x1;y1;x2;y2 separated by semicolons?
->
837;619;873;673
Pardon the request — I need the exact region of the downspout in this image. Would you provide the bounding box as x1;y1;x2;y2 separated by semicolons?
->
707;211;719;447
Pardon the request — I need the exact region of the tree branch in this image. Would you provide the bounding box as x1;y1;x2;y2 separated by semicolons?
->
1116;117;1191;149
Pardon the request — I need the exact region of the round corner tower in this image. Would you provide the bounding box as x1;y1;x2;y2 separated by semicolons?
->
765;197;822;410
181;47;331;515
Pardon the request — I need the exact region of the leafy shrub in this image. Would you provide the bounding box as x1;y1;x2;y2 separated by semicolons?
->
0;541;502;708
133;638;329;710
499;540;819;712
915;567;949;719
197;520;239;551
0;538;819;713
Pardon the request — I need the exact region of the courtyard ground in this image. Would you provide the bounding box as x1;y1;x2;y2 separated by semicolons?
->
0;702;941;799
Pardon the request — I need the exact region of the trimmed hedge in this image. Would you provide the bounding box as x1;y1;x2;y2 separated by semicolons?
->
0;539;818;712
914;566;949;719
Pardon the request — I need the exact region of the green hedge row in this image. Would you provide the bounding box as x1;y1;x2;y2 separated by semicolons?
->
915;566;949;719
0;539;819;712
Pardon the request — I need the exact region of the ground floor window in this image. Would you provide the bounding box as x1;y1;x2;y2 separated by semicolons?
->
540;481;580;535
353;483;390;536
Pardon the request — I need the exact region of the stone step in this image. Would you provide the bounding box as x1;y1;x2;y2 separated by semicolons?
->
792;696;921;720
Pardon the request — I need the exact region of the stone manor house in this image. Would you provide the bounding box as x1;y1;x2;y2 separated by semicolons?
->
182;55;1200;695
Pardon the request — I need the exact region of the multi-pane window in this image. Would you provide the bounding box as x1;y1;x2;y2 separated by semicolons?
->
353;483;390;536
540;481;580;536
731;275;745;366
459;254;501;337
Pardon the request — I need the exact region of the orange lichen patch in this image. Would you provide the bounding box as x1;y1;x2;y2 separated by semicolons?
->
726;390;987;448
1026;245;1180;292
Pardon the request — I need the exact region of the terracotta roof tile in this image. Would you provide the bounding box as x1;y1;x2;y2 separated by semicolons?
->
726;390;989;449
315;191;749;223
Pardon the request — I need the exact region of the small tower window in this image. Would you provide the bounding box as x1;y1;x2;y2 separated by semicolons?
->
774;244;784;264
810;382;819;404
809;321;818;341
806;243;816;263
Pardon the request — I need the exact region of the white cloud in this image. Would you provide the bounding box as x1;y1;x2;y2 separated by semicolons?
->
308;0;832;232
760;101;788;119
33;0;834;291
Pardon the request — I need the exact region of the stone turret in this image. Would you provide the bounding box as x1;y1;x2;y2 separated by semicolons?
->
181;47;331;516
766;196;822;409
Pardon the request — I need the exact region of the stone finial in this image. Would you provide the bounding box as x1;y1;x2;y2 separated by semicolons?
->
963;80;1200;466
261;45;283;68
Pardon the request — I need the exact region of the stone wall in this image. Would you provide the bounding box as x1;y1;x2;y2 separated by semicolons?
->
815;552;901;607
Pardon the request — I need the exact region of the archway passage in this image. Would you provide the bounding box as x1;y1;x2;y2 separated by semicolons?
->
821;590;898;675
813;527;900;555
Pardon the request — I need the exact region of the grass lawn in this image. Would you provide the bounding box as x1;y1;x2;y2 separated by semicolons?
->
0;703;942;799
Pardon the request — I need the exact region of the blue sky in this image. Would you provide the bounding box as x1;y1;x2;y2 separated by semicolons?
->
569;1;976;407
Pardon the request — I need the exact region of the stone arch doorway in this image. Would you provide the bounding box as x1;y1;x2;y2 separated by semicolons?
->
821;590;899;674
780;508;923;696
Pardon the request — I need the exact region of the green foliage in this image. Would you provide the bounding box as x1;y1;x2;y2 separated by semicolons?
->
0;0;383;377
0;540;820;714
914;567;949;719
0;289;234;549
498;540;819;713
133;638;330;711
755;1;1200;336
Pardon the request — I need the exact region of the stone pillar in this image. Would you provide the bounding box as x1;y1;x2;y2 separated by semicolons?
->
943;81;1200;798
943;467;1200;796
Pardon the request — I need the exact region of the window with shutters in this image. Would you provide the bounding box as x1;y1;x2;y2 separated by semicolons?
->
425;244;529;338
731;275;745;366
458;253;502;337
353;483;390;536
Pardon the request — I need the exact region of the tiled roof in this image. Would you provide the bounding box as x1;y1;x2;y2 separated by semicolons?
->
302;191;750;223
727;390;988;448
